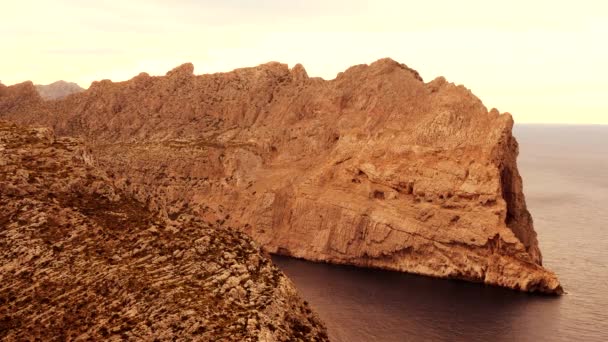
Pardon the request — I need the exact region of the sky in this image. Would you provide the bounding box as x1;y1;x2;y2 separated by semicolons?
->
1;0;607;124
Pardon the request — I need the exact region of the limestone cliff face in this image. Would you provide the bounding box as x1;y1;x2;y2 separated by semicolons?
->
0;58;562;294
0;121;328;341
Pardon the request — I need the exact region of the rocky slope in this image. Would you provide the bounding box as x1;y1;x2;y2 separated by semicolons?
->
0;59;562;294
0;121;328;341
35;80;84;100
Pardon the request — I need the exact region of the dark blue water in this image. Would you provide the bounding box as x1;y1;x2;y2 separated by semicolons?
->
273;124;608;341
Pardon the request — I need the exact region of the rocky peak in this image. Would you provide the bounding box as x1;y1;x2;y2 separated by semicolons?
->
89;79;115;91
166;62;194;78
290;63;309;84
337;58;423;84
427;76;448;93
0;81;41;115
369;57;424;81
0;58;562;294
6;81;39;98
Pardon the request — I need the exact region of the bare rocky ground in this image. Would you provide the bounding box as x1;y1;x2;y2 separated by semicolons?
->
0;121;328;341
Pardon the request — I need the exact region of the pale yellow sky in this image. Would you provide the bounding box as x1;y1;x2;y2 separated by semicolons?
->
1;0;607;124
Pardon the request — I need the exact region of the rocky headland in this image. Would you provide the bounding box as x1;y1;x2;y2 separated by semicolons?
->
0;58;562;294
0;121;328;341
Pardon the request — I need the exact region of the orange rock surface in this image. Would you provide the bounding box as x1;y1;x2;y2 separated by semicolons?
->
0;121;327;341
0;58;562;294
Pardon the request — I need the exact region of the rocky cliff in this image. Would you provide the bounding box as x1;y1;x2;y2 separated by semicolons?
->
0;121;328;341
35;80;84;100
0;58;562;294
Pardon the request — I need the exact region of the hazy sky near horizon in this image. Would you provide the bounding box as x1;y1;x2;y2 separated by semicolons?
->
1;0;607;124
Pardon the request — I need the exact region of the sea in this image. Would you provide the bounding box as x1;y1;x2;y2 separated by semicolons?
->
272;124;608;341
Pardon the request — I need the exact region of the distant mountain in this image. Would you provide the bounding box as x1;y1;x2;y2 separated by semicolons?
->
35;80;84;100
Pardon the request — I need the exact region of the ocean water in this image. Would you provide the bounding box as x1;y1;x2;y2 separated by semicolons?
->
272;124;608;341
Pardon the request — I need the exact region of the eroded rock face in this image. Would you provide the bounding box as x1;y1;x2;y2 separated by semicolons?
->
0;121;328;341
0;58;562;294
35;80;85;100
